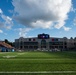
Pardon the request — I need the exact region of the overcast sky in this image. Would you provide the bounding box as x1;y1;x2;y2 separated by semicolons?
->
0;0;76;42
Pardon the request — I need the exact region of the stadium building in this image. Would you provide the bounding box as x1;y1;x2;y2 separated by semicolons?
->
14;33;76;51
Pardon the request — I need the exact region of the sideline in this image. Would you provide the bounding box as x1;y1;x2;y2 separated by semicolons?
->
0;71;76;74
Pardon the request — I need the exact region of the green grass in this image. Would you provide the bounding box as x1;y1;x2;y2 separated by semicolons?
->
0;51;76;75
0;73;76;75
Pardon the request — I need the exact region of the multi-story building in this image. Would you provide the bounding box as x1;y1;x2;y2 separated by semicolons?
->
14;33;76;51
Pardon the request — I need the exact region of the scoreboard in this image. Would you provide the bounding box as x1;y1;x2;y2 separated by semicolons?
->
38;33;49;39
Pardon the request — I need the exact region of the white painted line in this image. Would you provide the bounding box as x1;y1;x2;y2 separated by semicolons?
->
0;71;76;74
17;53;25;55
0;59;76;60
2;55;17;58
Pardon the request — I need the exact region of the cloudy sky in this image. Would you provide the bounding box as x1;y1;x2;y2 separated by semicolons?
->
0;0;76;42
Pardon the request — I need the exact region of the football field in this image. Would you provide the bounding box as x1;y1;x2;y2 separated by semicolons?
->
0;51;76;75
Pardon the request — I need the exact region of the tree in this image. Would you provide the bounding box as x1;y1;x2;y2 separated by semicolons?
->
4;39;13;46
5;39;9;43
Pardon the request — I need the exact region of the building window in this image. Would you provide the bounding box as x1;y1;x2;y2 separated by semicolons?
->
34;46;38;49
20;41;23;46
20;46;22;49
24;42;38;45
29;39;31;41
55;46;58;48
59;46;63;48
52;38;54;41
65;46;67;49
64;42;67;45
49;42;63;45
33;39;35;41
41;46;46;48
41;40;46;45
29;46;33;49
24;46;28;49
74;43;75;45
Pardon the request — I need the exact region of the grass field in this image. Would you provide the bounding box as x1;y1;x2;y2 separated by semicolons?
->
0;51;76;75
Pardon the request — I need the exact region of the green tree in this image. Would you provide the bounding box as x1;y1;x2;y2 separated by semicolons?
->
4;39;13;46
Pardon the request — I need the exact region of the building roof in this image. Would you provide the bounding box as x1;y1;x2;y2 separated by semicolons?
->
0;41;13;49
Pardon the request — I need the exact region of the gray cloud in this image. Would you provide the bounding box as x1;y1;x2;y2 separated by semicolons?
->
12;0;72;30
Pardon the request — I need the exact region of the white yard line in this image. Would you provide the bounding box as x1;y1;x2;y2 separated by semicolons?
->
0;71;76;74
17;53;25;55
0;59;75;60
2;55;17;58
